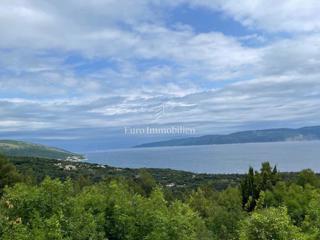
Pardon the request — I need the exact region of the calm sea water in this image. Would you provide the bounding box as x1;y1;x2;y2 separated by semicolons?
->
85;141;320;174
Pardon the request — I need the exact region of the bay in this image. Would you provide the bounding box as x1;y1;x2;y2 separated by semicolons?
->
85;141;320;174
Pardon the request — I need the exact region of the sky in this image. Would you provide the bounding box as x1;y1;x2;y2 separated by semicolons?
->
1;0;320;151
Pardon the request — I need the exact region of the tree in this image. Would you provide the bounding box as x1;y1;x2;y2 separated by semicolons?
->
241;162;280;211
300;190;320;239
135;169;157;196
264;181;315;225
188;187;245;239
0;178;104;240
103;181;210;240
239;207;304;240
0;155;21;194
297;169;320;188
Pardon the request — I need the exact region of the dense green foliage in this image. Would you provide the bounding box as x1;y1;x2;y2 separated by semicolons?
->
240;162;279;211
1;156;320;239
9;156;243;194
239;207;303;240
0;155;22;194
0;178;211;240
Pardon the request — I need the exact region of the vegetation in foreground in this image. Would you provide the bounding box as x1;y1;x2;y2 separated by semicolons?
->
1;155;320;239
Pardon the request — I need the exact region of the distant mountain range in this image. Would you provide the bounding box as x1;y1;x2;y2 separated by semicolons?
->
135;126;320;148
0;140;84;160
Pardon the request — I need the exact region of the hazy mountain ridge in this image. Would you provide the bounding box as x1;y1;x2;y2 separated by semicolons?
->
135;126;320;148
0;140;84;160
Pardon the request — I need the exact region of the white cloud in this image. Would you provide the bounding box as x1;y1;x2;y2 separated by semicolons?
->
187;0;320;33
0;0;319;136
0;72;319;133
259;34;320;76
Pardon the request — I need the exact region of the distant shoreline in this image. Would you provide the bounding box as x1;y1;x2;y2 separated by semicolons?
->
135;125;320;148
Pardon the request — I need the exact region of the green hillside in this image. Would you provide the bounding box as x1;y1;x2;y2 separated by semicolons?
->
0;140;84;160
135;126;320;148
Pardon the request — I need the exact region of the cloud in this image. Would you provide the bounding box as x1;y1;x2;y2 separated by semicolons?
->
0;72;319;133
187;0;320;33
259;34;320;76
0;23;260;98
0;0;319;141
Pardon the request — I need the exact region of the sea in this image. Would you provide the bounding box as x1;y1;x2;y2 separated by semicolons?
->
84;141;320;174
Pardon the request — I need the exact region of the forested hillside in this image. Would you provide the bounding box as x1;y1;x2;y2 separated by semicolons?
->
136;126;320;148
0;155;320;239
0;140;84;160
